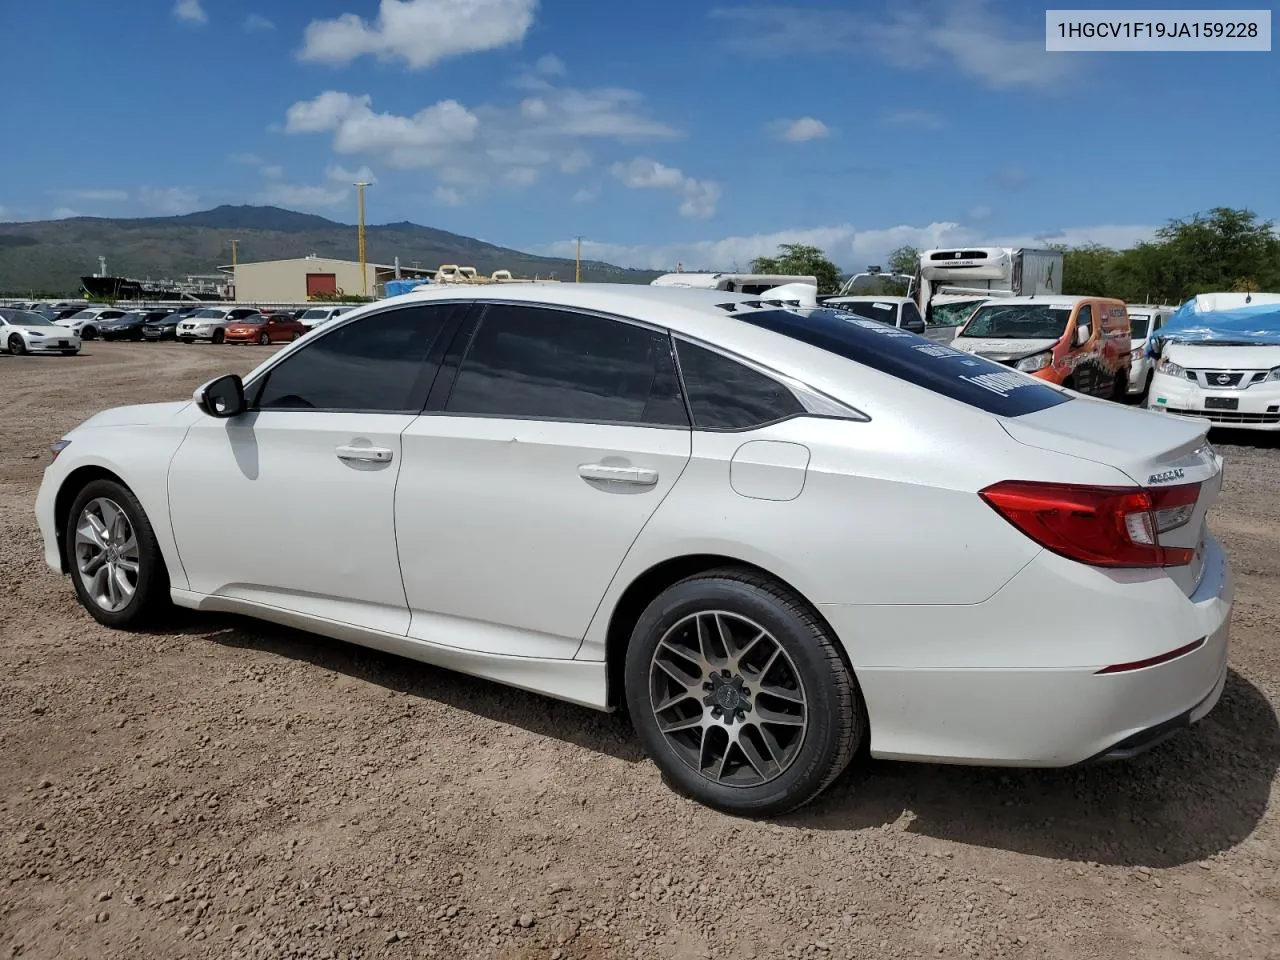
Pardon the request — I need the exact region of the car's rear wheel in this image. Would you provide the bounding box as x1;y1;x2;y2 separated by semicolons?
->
625;569;863;816
8;334;26;356
65;480;170;628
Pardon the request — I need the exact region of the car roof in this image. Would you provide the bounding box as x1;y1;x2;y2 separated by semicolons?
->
974;295;1091;307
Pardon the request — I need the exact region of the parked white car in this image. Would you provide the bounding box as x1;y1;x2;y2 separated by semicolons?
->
36;284;1232;815
1125;304;1175;399
298;305;356;330
177;306;262;344
56;307;127;340
821;296;927;332
1147;293;1280;430
0;307;82;355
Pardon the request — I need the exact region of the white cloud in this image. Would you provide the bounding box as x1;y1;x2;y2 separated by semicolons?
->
712;0;1074;91
882;108;944;129
768;116;830;142
280;71;677;195
537;220;1160;273
534;54;566;76
244;13;276;32
572;184;601;204
260;165;285;180
299;0;536;69
256;183;351;209
172;0;207;24
327;164;378;185
0;205;10;222
610;157;720;219
138;187;200;215
968;204;992;221
63;189;130;202
433;186;465;207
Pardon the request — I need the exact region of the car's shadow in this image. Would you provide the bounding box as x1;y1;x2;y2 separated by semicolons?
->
192;614;1278;868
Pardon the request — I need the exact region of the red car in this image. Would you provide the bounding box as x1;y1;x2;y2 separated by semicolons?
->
223;313;307;345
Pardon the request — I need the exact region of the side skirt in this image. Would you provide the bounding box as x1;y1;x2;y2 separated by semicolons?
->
170;588;612;711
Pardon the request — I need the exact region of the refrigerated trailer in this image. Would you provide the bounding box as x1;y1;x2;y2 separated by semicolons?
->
917;247;1062;322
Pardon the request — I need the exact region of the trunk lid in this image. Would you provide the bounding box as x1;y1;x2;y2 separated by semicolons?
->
1000;397;1224;596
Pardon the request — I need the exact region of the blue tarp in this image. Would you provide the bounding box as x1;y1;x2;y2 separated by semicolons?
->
384;278;427;298
1150;294;1280;354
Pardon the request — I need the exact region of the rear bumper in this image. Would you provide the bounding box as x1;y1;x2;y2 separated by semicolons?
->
821;534;1233;767
1147;372;1280;430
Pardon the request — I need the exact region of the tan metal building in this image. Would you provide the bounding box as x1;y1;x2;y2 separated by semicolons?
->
230;256;433;302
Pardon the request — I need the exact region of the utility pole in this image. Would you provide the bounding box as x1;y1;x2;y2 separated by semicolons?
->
229;240;239;300
354;181;372;296
574;235;584;283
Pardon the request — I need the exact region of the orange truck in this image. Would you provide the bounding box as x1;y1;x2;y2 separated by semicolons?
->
950;295;1132;399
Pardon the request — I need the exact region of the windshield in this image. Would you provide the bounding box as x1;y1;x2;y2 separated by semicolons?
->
69;309;98;320
0;308;57;326
931;299;985;327
959;304;1073;340
301;309;330;319
1128;312;1151;338
831;301;897;326
190;308;226;319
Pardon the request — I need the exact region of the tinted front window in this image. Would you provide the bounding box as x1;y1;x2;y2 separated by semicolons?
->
301;309;330;320
0;309;56;326
737;307;1070;417
447;304;688;426
254;305;452;412
676;340;804;430
190;308;226;319
960;304;1072;339
832;301;897;326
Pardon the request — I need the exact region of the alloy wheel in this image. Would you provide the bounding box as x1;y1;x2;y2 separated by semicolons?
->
73;497;140;613
648;610;808;787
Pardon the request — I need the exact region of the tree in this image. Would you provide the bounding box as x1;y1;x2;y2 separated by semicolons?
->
751;243;842;294
887;245;920;278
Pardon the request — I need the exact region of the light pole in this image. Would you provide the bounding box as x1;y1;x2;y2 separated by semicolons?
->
354;181;372;296
229;239;239;300
574;235;584;283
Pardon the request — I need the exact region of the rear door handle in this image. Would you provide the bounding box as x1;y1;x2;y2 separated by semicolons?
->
578;463;659;485
336;444;394;464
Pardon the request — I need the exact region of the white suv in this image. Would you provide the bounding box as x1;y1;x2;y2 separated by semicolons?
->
56;307;127;340
177;307;261;344
298;305;355;330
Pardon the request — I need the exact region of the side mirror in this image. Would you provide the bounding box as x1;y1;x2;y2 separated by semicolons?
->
194;374;246;418
1075;325;1090;346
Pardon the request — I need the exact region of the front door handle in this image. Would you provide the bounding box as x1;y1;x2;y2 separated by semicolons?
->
336;444;394;464
578;463;659;485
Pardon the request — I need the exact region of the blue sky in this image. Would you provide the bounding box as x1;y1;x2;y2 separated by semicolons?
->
0;0;1276;270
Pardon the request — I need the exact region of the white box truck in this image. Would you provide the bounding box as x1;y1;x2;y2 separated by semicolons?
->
917;247;1063;332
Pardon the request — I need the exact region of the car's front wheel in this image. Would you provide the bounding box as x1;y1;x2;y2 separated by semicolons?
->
625;569;863;816
8;334;26;355
212;329;225;344
65;480;170;628
81;326;97;340
258;332;270;345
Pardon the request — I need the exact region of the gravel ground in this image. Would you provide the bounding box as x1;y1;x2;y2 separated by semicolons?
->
1;342;1277;960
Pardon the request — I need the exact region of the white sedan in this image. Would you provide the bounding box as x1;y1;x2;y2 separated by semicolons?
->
0;308;82;355
35;284;1232;815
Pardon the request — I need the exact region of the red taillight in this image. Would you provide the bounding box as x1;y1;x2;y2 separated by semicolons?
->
979;480;1200;568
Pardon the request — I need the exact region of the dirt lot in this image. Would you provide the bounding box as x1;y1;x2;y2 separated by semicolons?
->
1;342;1277;960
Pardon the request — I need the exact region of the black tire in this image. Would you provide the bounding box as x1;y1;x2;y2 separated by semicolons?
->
212;329;225;344
258;332;270;345
64;479;171;629
625;568;863;817
61;350;78;357
81;326;97;341
179;337;194;344
8;334;26;356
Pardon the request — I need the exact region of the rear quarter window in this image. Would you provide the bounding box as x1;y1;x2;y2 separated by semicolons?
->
738;307;1071;417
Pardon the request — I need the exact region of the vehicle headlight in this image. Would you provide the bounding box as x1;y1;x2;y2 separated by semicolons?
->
1129;347;1144;361
1015;351;1052;373
27;330;44;338
1156;357;1185;378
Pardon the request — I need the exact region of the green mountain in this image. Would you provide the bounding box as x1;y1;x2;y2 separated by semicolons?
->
0;205;659;295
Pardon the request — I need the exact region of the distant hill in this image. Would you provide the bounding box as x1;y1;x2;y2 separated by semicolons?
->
0;204;660;294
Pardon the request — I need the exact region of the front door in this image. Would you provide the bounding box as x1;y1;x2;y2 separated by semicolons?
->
167;302;464;633
395;302;692;658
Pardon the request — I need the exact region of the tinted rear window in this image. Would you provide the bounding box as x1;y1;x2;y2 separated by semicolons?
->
737;307;1071;417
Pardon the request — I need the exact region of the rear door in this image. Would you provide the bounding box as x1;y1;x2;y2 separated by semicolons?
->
395;302;692;658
